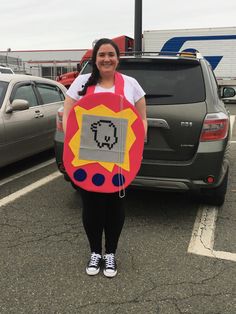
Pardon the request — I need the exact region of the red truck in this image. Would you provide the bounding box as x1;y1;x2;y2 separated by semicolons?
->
56;35;134;88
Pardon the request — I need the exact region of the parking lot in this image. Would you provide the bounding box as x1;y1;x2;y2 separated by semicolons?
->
0;109;236;314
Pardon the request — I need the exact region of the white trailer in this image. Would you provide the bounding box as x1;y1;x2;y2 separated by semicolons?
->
143;27;236;80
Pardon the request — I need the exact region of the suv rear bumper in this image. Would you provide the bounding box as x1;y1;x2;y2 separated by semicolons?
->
131;175;220;191
54;132;229;192
132;176;191;190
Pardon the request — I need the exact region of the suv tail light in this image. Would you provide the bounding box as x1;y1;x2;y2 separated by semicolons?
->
56;109;64;132
200;112;229;141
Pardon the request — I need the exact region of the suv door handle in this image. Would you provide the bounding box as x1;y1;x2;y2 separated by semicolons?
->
147;118;170;129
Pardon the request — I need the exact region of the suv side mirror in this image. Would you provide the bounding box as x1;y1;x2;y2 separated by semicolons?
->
221;87;236;98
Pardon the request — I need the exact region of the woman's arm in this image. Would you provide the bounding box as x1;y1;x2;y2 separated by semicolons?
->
62;95;77;133
135;96;148;137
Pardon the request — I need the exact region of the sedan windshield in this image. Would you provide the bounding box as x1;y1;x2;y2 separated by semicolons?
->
0;81;8;108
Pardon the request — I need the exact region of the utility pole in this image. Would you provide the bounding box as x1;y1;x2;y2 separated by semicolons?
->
6;48;11;66
134;0;142;52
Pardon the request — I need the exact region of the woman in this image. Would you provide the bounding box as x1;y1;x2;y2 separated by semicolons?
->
63;38;147;278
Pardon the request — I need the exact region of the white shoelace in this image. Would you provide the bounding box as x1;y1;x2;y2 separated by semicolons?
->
104;254;115;269
88;253;101;267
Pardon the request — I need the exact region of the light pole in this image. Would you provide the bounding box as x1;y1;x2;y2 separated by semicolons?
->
134;0;142;52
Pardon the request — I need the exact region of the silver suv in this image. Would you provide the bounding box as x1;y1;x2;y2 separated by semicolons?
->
54;51;234;206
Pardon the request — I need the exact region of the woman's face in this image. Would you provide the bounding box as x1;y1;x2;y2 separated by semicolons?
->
95;44;119;76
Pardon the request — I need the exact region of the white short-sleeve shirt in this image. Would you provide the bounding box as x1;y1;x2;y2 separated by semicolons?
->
66;73;145;106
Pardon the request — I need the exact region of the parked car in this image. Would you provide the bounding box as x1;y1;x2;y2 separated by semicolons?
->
0;66;15;74
54;51;234;206
0;74;67;167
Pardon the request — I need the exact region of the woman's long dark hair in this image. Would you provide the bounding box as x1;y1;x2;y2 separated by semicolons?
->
78;38;120;96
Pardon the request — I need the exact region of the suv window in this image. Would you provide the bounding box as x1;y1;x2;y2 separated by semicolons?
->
82;59;206;105
36;83;65;104
118;59;205;105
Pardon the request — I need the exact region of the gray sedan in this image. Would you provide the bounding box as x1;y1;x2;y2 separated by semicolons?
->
0;74;67;167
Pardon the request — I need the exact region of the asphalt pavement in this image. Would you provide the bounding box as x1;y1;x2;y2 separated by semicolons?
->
0;109;236;314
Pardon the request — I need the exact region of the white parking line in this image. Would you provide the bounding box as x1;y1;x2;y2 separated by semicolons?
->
0;171;61;210
0;158;55;187
188;205;236;262
188;115;236;262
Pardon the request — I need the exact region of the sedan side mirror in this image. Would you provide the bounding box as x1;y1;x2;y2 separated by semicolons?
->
6;99;30;113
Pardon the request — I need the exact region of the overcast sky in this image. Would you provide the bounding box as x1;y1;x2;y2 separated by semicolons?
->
1;0;236;51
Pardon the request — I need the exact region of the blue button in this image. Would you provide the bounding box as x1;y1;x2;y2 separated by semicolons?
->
92;173;105;186
112;174;125;186
73;169;87;182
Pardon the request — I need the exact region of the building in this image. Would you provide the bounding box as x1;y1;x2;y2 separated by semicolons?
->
0;48;87;80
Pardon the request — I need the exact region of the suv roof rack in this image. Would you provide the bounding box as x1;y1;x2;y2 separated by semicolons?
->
120;51;204;59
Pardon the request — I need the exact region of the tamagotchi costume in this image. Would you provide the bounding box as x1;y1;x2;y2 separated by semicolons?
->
63;72;145;193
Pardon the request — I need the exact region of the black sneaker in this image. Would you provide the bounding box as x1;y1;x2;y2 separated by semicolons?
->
86;252;102;275
103;253;117;278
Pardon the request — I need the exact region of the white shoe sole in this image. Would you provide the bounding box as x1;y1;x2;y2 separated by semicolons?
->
86;267;100;275
103;269;117;278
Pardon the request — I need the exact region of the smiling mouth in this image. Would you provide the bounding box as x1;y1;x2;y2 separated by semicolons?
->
101;64;113;69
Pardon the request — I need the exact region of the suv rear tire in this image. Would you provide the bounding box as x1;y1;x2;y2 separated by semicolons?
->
200;168;229;206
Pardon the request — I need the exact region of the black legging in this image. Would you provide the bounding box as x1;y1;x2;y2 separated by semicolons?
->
79;189;125;255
